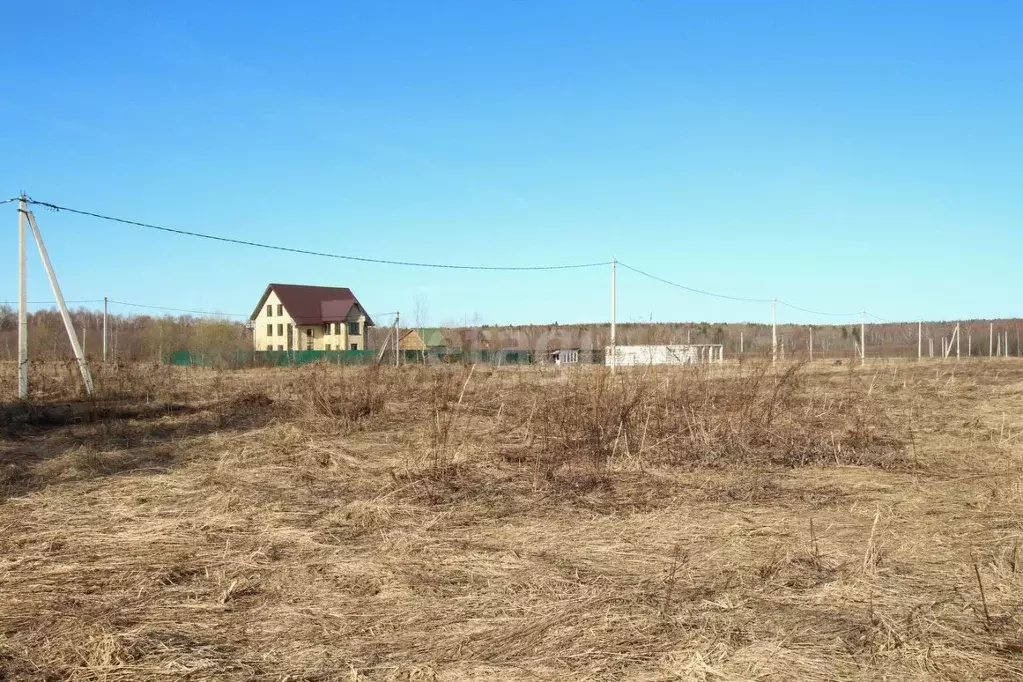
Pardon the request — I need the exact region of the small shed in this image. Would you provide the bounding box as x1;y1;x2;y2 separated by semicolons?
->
550;348;580;365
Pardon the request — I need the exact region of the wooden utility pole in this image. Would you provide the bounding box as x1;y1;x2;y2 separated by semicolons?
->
17;196;28;399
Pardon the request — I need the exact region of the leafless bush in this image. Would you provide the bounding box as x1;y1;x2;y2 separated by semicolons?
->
519;361;907;477
301;365;388;433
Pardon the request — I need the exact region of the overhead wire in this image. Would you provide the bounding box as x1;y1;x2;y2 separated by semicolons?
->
106;300;248;317
3;299;104;305
9;198;899;322
776;300;861;317
24;198;608;271
618;262;891;320
616;261;773;303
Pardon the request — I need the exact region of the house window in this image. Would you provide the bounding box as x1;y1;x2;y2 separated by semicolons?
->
306;328;313;338
324;323;331;335
350;343;358;351
348;322;360;336
277;323;283;336
266;324;273;337
325;344;331;351
277;304;283;316
266;344;272;351
266;304;272;317
334;322;341;335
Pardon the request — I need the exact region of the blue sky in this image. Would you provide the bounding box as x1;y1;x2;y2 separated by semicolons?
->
2;1;1021;326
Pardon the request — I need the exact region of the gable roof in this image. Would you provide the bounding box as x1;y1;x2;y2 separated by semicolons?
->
251;283;374;326
401;328;448;348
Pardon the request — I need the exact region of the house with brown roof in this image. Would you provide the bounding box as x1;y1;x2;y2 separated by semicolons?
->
250;283;373;352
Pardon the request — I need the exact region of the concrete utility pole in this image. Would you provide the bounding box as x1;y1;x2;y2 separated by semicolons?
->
610;258;617;374
25;210;93;394
103;296;108;364
771;298;777;363
860;311;866;365
740;331;744;354
956;323;960;359
17;196;28;399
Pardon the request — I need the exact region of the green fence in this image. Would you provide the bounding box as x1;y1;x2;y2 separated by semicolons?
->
167;349;377;367
166;348;598;368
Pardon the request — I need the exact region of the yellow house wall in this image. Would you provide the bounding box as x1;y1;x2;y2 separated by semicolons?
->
252;290;294;351
251;289;369;351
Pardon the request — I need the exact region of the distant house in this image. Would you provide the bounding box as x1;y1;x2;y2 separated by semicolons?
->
250;283;373;352
399;328;449;352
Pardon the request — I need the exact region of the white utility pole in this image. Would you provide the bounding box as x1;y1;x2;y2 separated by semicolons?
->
929;338;933;358
25;210;94;395
918;321;922;361
395;311;400;366
771;298;777;363
739;331;744;354
956;323;960;359
17;196;28;399
997;333;1002;357
968;334;972;357
103;296;108;363
860;311;866;365
610;258;617;374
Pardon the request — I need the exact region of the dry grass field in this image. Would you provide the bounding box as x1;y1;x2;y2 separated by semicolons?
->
2;358;1023;680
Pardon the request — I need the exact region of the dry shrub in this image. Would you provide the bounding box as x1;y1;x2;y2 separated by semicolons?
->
522;361;907;477
538;371;643;490
301;365;388;433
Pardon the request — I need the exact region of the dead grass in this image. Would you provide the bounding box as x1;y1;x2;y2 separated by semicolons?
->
1;359;1023;680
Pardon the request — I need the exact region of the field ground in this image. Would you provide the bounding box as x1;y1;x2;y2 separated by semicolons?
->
2;359;1023;680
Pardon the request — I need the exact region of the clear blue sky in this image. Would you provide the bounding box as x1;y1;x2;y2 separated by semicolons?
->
2;1;1020;327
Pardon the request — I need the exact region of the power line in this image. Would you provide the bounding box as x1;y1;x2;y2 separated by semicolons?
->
24;198;608;271
777;300;861;317
1;300;103;306
107;299;248;318
617;261;773;303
